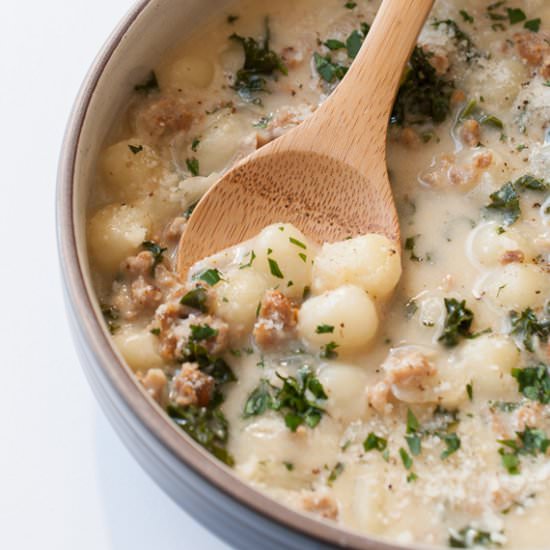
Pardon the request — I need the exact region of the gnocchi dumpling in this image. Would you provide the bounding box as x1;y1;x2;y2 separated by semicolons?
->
317;364;368;423
252;223;316;299
297;285;379;354
312;234;401;300
113;327;164;372
458;335;520;399
87;203;152;274
157;55;215;90
481;263;550;310
213;269;269;339
193;112;253;175
100;139;163;201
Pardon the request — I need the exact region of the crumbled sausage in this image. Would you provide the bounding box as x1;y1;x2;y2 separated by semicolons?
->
514;32;549;68
368;349;437;413
135;95;193;141
460;119;481;147
124;251;156;276
170;362;215;407
281;46;304;68
400;127;421;148
253;290;298;349
422;45;450;76
131;276;163;310
500;250;525;265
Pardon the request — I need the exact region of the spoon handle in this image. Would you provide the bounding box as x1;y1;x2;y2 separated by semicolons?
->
276;0;435;173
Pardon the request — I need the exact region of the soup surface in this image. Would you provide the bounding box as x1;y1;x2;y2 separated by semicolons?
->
87;0;550;546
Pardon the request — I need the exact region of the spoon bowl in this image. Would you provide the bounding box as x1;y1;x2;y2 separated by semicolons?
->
178;0;434;276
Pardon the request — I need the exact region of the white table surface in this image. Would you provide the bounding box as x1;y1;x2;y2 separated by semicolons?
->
0;1;228;548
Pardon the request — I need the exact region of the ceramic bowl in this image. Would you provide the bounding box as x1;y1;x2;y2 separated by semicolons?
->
56;1;403;548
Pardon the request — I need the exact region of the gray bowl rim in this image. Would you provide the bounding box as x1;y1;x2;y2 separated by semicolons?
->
56;1;414;549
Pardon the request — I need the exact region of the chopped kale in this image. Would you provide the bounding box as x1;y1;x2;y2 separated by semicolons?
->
391;46;454;126
189;323;218;342
243;367;328;431
399;447;413;469
167;404;234;466
438;298;474;347
507;7;526;25
440;432;461;459
486;182;520;225
512;364;550;404
230;18;287;99
524;18;541;32
509;308;550;352
313;52;348;83
459;10;474;24
134;71;159;93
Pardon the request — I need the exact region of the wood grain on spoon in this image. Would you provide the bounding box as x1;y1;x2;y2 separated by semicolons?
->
178;0;435;277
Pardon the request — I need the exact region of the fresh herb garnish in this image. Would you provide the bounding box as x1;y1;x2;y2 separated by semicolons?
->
243;367;328;431
524;18;541;32
289;237;307;249
459;10;474;24
180;287;209;313
227;14;239;24
101;304;120;334
128;144;143;154
190;323;219;342
239;250;256;269
363;432;388;453
230;18;287;100
268;258;284;279
438;298;474;347
512;364;550;403
195;268;223;286
321;341;339;359
316;324;334;334
191;137;200;152
313;52;348;83
498;427;550;474
328;462;344;485
399;447;413;469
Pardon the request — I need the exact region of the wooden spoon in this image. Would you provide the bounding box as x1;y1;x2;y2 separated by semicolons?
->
178;0;434;276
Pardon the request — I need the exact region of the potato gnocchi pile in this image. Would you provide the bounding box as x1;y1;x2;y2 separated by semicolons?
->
87;0;550;547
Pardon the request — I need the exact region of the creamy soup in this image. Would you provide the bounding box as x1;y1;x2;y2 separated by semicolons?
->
87;0;550;546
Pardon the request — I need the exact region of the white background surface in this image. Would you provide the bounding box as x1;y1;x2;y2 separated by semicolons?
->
1;1;228;548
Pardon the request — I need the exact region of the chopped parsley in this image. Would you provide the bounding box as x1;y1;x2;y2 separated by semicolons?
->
186;157;200;176
128;144;143;154
316;324;335;334
243;367;328;431
344;1;356;8
321;341;339;359
438;298;474;348
267;258;284;278
524;18;541;32
195;268;223;286
191;137;200;152
189;323;218;342
313;52;348;83
511;364;550;404
459;10;474;24
230;18;287;100
498;427;550;474
328;462;344;485
239;250;256;269
134;71;159;93
180;287;209;313
363;432;388;453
